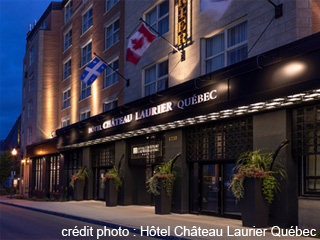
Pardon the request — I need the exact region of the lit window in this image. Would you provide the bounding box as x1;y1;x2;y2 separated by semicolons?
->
65;0;73;23
205;21;247;74
106;0;119;11
105;19;119;49
103;99;118;112
62;88;71;109
81;41;92;67
144;60;168;96
28;100;33;118
49;155;60;193
104;59;119;88
63;58;72;80
82;7;93;34
80;81;91;100
145;0;169;36
29;74;34;91
64;29;72;51
80;109;91;121
62;118;70;127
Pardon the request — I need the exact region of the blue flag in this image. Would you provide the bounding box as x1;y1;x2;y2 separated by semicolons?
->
80;57;107;85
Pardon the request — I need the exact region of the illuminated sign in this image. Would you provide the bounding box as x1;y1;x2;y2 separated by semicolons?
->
131;142;162;159
177;0;188;47
88;89;219;134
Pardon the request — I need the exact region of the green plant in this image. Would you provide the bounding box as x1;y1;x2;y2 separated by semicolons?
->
146;156;178;196
101;166;122;191
230;150;286;204
70;167;89;188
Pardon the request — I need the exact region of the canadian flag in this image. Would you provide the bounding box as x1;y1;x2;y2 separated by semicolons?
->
126;23;157;65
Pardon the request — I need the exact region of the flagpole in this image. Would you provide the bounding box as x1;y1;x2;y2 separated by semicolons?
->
139;18;185;61
93;52;130;87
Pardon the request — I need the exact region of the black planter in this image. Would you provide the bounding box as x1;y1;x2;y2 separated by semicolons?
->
241;178;270;228
154;179;172;214
105;178;118;206
73;180;84;201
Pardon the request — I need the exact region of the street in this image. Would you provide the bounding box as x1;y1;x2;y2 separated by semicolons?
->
0;204;153;240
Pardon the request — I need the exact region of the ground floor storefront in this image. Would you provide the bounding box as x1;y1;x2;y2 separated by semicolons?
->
22;33;320;230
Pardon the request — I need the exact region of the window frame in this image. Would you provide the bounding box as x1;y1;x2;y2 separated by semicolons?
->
143;59;168;97
82;6;93;34
62;87;71;110
29;74;34;91
63;57;72;80
103;58;119;88
204;20;248;74
145;0;169;36
65;0;73;23
105;0;119;12
80;108;91;121
105;19;120;49
81;40;92;67
64;28;72;51
103;99;118;112
80;81;91;100
61;117;70;128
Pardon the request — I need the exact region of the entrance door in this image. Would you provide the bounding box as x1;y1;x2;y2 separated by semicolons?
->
191;163;240;217
97;169;107;200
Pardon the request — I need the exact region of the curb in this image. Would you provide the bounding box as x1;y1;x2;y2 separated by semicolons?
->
0;201;190;240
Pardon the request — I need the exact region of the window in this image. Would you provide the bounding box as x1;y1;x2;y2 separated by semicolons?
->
28;100;33;118
63;58;72;80
144;60;168;96
34;158;43;191
64;29;72;51
65;0;73;23
82;7;93;34
64;150;82;195
104;59;119;88
49;155;60;193
29;74;34;91
294;105;320;196
80;81;91;100
80;109;90;121
30;47;35;65
205;21;247;74
62;88;71;109
145;0;169;36
81;41;92;67
106;0;119;11
62;118;70;127
27;126;32;144
105;19;119;49
103;99;118;112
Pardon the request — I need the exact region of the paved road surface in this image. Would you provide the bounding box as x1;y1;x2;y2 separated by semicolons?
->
0;204;154;240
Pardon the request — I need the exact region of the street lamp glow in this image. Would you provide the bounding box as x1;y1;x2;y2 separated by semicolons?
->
12;148;17;156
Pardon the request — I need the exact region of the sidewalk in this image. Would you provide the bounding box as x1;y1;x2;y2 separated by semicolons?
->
0;196;315;240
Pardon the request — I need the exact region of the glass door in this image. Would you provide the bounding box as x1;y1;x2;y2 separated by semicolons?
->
201;164;220;214
190;163;240;216
97;169;107;200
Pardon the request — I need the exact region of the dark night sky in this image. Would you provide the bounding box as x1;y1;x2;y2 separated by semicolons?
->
0;0;55;140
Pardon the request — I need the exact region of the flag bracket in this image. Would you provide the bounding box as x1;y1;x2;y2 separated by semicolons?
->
140;18;186;62
93;53;130;87
267;0;283;19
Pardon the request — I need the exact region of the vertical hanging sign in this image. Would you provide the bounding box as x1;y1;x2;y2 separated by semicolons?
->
177;0;188;47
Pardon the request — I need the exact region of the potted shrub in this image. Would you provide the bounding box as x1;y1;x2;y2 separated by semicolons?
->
146;153;181;214
231;147;287;228
70;167;89;201
101;166;122;206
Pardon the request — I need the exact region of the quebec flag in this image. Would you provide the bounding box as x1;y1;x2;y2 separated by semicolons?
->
200;0;233;22
80;57;107;85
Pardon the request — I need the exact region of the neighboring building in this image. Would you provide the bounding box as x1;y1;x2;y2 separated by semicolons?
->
1;116;21;188
22;0;319;230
